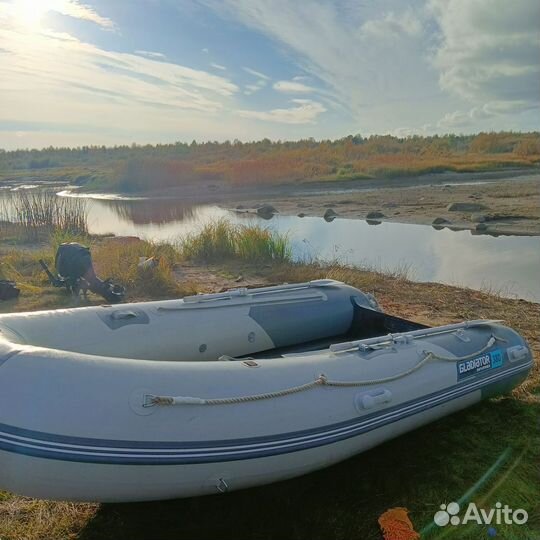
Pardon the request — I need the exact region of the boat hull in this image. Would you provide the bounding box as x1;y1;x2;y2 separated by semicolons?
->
0;320;532;502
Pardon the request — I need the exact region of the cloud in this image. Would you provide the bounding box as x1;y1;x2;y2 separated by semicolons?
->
203;1;428;126
135;50;166;59
242;66;270;80
238;99;325;124
0;20;240;144
1;0;115;29
244;79;267;95
273;80;314;93
202;0;538;134
210;62;226;70
361;9;422;39
429;0;540;111
437;100;539;130
52;0;115;29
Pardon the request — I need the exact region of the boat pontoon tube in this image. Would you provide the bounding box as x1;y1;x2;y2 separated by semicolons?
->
0;279;379;361
0;280;533;502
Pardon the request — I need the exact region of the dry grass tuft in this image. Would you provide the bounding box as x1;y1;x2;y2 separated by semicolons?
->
0;494;96;540
92;239;193;300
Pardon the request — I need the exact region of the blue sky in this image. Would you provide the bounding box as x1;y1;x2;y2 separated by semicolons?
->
0;0;539;149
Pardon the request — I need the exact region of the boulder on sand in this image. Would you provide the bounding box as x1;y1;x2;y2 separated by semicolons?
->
446;202;486;212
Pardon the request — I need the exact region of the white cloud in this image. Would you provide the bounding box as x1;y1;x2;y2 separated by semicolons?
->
238;99;326;124
1;0;115;29
361;9;422;39
203;1;430;128
0;20;240;145
203;0;539;134
429;0;540;112
244;79;267;95
242;66;270;80
135;50;165;59
210;62;226;70
437;110;473;129
273;80;314;93
438;100;540;130
53;0;115;29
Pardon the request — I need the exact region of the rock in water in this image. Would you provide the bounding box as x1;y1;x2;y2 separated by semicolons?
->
256;204;277;218
323;208;338;222
366;211;386;219
432;217;450;225
470;213;487;223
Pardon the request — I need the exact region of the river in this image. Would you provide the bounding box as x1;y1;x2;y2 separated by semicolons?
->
57;192;540;303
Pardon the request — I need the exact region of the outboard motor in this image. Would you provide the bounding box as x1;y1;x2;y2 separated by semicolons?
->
40;242;125;303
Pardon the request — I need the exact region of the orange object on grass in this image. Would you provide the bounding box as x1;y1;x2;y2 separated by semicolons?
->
378;507;420;540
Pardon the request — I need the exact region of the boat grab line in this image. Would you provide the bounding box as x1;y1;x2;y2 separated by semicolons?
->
147;334;505;407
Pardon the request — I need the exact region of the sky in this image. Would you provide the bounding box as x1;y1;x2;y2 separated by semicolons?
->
0;0;539;149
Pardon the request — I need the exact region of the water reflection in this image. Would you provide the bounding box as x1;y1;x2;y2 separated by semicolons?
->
105;199;198;225
1;190;539;302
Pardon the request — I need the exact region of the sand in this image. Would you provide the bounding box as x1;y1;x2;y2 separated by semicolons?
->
223;171;540;237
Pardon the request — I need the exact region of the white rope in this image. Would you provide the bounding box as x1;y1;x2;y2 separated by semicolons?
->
147;334;504;407
149;377;325;406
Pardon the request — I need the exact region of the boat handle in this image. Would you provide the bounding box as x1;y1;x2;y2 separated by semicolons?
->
507;345;529;362
111;310;138;320
357;389;392;410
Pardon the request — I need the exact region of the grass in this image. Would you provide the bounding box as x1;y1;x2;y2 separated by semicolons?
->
0;232;538;540
91;153;540;193
179;219;292;263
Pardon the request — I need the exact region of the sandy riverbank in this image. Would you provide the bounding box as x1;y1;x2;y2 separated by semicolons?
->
225;171;540;237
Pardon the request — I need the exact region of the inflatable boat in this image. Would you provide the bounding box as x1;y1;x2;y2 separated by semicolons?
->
0;280;532;502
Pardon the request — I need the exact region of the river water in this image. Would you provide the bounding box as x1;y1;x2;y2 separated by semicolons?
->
2;187;539;302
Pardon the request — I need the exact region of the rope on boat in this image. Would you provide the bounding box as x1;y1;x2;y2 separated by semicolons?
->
146;335;504;407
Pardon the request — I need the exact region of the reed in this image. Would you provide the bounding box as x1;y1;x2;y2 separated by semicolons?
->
1;190;88;241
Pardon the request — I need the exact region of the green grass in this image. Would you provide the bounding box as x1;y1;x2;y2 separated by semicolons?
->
179;219;292;263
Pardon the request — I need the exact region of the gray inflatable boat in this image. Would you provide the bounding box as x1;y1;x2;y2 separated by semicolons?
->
0;279;533;502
